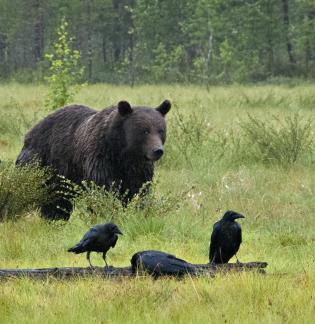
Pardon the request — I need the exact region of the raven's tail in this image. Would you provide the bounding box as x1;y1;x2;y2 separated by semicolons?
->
67;244;83;254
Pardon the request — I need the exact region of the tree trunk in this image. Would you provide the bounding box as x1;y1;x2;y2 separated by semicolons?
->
33;0;44;64
266;0;274;75
282;0;295;64
0;33;6;63
85;0;93;80
0;33;7;76
304;10;315;76
112;0;121;62
102;35;107;65
129;32;135;86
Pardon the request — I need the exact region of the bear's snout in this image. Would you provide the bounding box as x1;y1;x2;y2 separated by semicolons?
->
152;148;164;160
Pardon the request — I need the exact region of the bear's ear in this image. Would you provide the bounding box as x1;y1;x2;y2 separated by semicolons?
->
156;100;171;116
118;101;133;116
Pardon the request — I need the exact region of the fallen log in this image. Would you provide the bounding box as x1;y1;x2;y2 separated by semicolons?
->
0;262;267;280
0;266;131;280
195;262;268;271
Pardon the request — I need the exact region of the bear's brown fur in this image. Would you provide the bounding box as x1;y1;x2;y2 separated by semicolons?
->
16;100;171;220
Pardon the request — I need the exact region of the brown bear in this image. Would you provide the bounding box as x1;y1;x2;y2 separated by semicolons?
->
16;100;171;220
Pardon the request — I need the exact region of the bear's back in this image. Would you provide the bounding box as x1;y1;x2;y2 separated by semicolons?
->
23;105;96;148
17;105;97;168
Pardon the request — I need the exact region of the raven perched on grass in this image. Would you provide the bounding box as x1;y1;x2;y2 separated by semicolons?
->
68;223;123;267
209;210;245;264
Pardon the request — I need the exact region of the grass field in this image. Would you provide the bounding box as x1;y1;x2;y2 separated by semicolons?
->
0;83;314;323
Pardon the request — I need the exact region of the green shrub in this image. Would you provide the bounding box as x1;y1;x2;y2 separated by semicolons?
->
73;181;184;238
240;113;314;165
0;162;51;220
73;181;124;224
45;17;84;111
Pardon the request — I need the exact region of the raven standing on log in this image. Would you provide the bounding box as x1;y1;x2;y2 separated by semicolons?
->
209;210;245;264
68;223;123;267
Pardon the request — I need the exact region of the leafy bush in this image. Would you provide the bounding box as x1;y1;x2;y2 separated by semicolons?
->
0;162;51;221
45;17;84;110
240;113;314;165
73;181;184;237
73;181;124;224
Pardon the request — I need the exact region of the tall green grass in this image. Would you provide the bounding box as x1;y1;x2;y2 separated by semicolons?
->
0;83;314;323
240;113;314;165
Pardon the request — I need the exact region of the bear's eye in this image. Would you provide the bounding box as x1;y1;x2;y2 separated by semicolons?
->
158;129;164;135
143;129;150;135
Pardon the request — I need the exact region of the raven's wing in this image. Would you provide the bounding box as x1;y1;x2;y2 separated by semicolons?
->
80;227;99;246
110;235;118;248
234;222;242;251
209;221;221;262
68;227;98;252
131;250;195;276
163;253;195;274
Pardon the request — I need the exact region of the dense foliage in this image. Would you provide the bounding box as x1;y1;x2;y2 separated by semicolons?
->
0;0;315;83
0;162;51;220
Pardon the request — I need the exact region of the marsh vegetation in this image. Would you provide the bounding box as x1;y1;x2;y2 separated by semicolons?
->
0;83;314;323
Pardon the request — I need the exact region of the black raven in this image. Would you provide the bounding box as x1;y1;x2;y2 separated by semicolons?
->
131;250;196;277
209;210;245;264
68;222;123;267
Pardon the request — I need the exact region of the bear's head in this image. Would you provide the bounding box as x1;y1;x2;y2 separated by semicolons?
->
117;100;171;162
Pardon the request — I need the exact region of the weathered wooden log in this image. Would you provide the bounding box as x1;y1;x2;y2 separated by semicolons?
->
0;262;267;280
193;262;268;275
0;266;131;280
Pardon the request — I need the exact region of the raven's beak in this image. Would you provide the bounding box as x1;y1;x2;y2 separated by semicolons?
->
116;229;123;235
235;214;245;219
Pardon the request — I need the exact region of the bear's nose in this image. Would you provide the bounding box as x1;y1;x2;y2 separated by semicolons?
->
153;148;164;159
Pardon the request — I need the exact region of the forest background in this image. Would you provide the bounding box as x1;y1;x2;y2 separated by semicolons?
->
0;0;315;85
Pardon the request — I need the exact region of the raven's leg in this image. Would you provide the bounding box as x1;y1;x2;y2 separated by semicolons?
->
235;254;241;264
102;252;108;268
219;247;223;263
87;251;93;267
210;251;216;265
